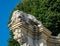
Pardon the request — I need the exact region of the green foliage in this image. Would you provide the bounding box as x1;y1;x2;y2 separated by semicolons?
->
8;0;60;46
15;0;60;36
8;38;20;46
10;31;14;38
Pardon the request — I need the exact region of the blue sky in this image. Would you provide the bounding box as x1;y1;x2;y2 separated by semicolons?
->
0;0;22;46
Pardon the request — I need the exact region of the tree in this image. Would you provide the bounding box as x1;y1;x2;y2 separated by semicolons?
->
8;38;20;46
14;0;60;36
8;0;60;46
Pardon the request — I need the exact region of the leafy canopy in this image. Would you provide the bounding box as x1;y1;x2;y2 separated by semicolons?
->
8;0;60;46
15;0;60;36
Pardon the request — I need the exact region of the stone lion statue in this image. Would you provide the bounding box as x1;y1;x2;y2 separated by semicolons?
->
11;10;42;27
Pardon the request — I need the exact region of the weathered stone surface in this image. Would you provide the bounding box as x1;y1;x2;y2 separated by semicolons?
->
8;10;60;46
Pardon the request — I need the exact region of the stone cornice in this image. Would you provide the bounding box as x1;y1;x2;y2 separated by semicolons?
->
47;36;60;44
